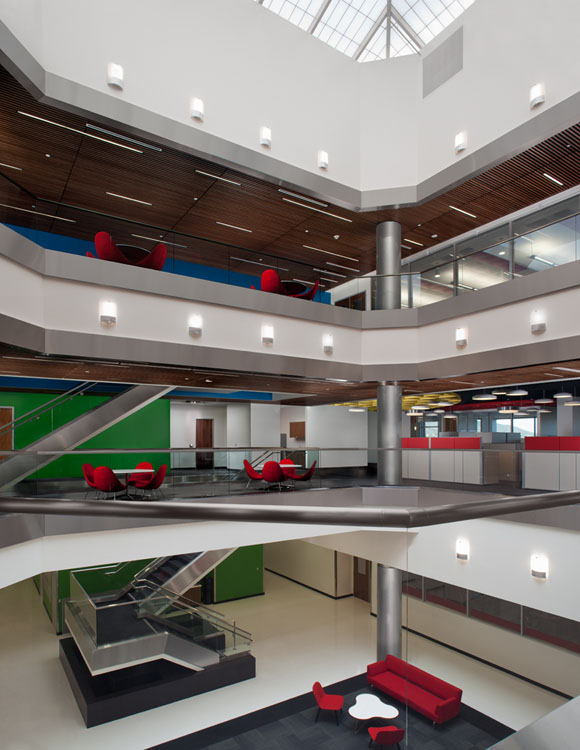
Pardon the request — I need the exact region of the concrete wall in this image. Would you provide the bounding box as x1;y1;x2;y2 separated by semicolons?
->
306;404;367;468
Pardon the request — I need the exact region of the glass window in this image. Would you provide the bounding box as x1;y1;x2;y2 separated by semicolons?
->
424;577;467;613
523;607;580;653
424;419;439;438
402;571;422;599
469;592;521;632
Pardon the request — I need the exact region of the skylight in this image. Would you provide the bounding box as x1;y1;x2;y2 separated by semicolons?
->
255;0;475;61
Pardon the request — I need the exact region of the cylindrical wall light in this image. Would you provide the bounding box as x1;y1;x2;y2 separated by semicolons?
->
322;333;334;353
529;83;545;109
190;97;205;121
259;126;272;148
188;314;203;337
455;327;467;348
99;300;117;326
454;131;467;154
107;63;124;89
456;538;470;560
262;324;274;344
531;309;546;334
317;150;329;170
531;553;549;579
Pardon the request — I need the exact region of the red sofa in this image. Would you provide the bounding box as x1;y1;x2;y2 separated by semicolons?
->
367;655;462;725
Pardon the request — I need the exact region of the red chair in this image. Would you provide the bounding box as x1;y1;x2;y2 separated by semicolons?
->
251;270;320;300
312;681;344;725
293;460;317;485
261;460;285;491
82;463;97;497
243;459;263;488
368;726;405;748
279;458;298;480
128;461;154;487
135;242;167;270
135;464;168;499
88;232;166;271
93;466;127;500
293;279;320;300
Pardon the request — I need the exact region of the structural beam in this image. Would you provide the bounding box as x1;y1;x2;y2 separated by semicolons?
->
353;3;390;61
308;0;333;35
377;565;402;659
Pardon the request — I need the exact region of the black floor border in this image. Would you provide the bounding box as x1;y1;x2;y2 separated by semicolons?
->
403;626;573;700
265;568;353;600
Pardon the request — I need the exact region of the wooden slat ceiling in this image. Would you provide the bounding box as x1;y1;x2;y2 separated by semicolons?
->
2;66;580;288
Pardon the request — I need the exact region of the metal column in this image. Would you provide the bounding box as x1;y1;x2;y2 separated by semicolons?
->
377;565;402;660
377;382;402;486
375;221;401;310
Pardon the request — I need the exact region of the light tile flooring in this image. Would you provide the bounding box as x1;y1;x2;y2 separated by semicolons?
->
0;573;566;750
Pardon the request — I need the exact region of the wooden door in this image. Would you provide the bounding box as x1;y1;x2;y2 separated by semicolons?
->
353;556;371;602
0;407;13;461
195;419;213;470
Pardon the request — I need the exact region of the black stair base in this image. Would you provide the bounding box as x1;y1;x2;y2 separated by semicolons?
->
59;638;256;727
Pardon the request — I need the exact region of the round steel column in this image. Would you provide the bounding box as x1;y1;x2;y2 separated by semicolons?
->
375;221;401;310
377;564;402;660
377;382;402;486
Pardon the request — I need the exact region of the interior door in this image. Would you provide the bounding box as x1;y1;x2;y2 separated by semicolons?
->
353;556;371;602
195;419;214;470
0;407;14;461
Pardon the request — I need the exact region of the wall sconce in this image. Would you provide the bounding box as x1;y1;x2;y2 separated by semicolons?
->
259;126;272;148
531;553;549;579
262;324;274;344
456;539;470;560
454;131;467;154
317;150;329;170
455;327;467;348
323;333;334;353
99;300;117;326
107;63;124;89
531;309;546;334
188;314;203;337
190;97;205;122
529;83;545;109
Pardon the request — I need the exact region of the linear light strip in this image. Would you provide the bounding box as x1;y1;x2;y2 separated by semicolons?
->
278;189;328;207
216;221;252;233
532;254;556;266
195;170;241;186
302;244;358;262
320;277;338;283
230;256;288;271
543;172;563;186
326;261;359;272
314;268;346;277
0;162;22;171
0;203;75;222
17;111;143;153
85;124;162;151
449;204;477;218
106;192;152;205
282;198;353;223
131;234;187;248
293;278;316;286
404;238;423;246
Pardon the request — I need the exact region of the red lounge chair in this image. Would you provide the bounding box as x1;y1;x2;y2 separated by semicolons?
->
279;458;298;480
312;681;344;725
294;460;317;484
128;461;154;486
88;232;166;271
243;459;263;488
368;726;405;748
261;460;285;491
135;464;168;499
82;463;97;497
93;466;126;500
251;269;319;299
135;242;167;270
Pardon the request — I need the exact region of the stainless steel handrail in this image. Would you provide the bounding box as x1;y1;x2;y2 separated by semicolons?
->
1;488;579;527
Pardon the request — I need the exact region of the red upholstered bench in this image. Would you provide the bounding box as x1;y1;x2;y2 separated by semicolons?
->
367;655;462;726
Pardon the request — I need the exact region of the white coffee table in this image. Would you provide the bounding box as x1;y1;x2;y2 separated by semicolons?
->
348;693;399;734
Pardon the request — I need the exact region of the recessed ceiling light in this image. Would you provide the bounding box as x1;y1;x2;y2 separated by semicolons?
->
302;244;358;262
131;234;187;248
404;239;423;246
105;192;152;205
230;256;288;271
195;169;241;186
282;197;353;223
205;379;212;383
531;254;556;266
449;205;477;218
278;189;328;207
216;221;252;233
552;366;580;374
498;250;506;256
326;261;359;272
0;162;22;171
0;203;75;222
18;111;143;152
313;268;346;278
431;234;438;239
543;172;563;186
320;277;337;283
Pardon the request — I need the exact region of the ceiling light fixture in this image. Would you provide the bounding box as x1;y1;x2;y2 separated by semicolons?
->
553;366;580;374
531;254;556;266
230;256;288;271
85;124;162;151
195;170;241;186
506;388;528;396
317;150;329;170
326;261;359;272
302;244;358;262
554;390;572;399
348;407;365;412
282;198;352;223
293;278;316;286
131;234;187;248
534;398;553;404
320;277;338;283
404;239;424;246
543;172;563;187
449;205;477;218
105;192;152;205
537;408;553;414
499;406;518;414
498;250;506;256
0;203;75;222
107;62;124;89
457;282;477;291
216;221;252;233
472;393;497;401
278;189;328;207
0;162;22;171
314;268;346;278
17;111;142;152
491;390;507;395
190;97;205;121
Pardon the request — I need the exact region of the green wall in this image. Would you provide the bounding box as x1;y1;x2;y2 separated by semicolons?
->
0;390;170;479
214;545;263;603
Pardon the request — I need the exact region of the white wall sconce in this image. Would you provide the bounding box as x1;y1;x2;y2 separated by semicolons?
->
317;150;329;170
188;314;203;337
99;300;117;326
259;126;272;148
455;327;467;348
531;309;546;334
454;131;467;154
107;63;124;89
262;324;274;345
190;97;205;122
322;333;334;353
531;553;549;579
530;83;545;109
456;538;470;561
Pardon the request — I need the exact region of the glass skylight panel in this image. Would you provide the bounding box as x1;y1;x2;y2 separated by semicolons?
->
258;0;326;31
391;0;474;45
358;21;387;62
313;0;388;58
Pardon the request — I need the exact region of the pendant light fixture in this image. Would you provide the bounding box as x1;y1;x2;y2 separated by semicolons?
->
506;388;528;396
499;406;518;414
492;389;507;395
554;390;573;399
472;392;497;401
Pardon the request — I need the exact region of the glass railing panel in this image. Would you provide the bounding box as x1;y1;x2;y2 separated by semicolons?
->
69;572;97;638
415;262;455;306
514;215;578;276
457;242;510;293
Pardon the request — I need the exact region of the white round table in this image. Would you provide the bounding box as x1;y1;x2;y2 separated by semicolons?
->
348;693;399;734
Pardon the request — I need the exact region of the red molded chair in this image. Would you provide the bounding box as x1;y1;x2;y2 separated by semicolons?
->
82;463;97;497
368;726;405;748
294;460;317;485
135;242;167;271
280;458;298;480
261;460;285;491
128;461;154;487
135;464;168;499
243;459;263;488
312;681;344;725
260;269;287;294
93;466;126;500
89;231;167;271
292;279;320;300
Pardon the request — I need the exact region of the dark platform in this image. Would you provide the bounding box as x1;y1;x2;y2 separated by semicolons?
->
59;637;256;727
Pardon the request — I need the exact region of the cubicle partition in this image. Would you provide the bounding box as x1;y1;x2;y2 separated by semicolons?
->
402;437;484;485
523;437;580;491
